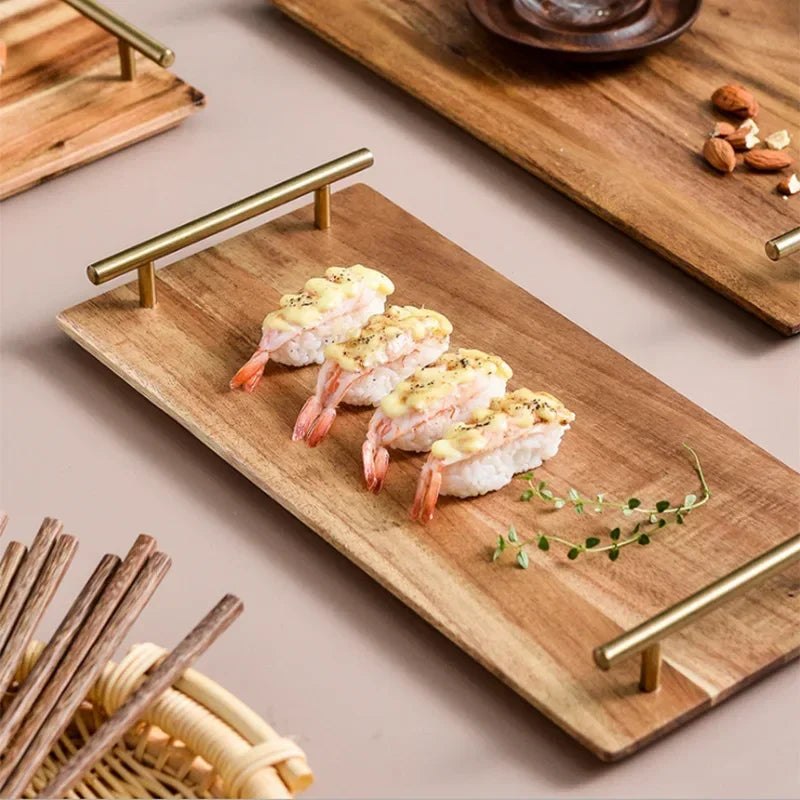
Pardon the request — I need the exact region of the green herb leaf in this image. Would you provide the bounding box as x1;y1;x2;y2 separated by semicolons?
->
567;547;580;560
492;547;503;561
496;535;506;552
657;518;666;528
627;498;642;509
585;537;601;548
538;535;550;551
676;512;685;525
638;534;651;545
553;498;566;509
655;500;670;513
622;507;634;516
610;527;621;541
649;513;658;524
520;489;534;502
540;488;554;500
507;526;518;543
574;503;584;515
568;488;580;502
520;472;534;481
537;480;547;491
683;493;697;509
517;551;530;569
609;547;620;561
632;522;641;534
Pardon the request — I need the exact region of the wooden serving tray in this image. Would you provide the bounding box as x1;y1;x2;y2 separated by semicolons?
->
270;0;800;335
0;0;204;200
58;184;799;760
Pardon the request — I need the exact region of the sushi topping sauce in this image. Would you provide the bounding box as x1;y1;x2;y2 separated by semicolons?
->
431;388;574;464
264;265;394;332
324;305;452;372
380;348;512;418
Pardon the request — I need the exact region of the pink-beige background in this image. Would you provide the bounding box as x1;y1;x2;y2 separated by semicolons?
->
1;1;799;797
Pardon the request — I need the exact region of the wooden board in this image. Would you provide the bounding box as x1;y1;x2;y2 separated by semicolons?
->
57;184;800;761
0;0;204;200
270;0;800;335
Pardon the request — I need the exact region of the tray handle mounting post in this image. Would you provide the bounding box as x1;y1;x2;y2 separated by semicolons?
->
765;226;800;261
86;149;374;309
594;533;800;692
62;0;175;80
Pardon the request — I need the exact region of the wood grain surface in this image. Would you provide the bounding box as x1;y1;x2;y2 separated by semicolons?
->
270;0;800;334
58;185;800;760
0;0;204;200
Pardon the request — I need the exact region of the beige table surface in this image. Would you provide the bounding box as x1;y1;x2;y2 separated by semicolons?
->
1;1;799;797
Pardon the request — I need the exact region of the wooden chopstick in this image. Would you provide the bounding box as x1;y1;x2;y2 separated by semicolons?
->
0;535;77;700
0;554;120;755
0;512;8;537
40;594;244;799
0;542;27;609
0;534;156;790
1;551;172;799
0;518;61;649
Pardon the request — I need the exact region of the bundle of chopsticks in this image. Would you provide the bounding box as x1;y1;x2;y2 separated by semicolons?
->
0;513;242;799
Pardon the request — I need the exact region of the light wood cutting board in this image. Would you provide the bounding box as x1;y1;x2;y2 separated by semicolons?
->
270;0;800;335
58;184;800;760
0;0;204;200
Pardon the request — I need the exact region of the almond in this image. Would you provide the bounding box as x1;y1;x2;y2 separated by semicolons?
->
744;149;794;171
703;137;736;173
765;130;791;150
711;84;758;118
725;129;760;150
737;118;759;136
777;173;800;196
711;121;735;137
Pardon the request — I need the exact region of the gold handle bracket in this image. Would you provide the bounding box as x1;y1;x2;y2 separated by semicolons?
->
62;0;174;81
765;226;800;261
86;148;374;308
594;534;800;692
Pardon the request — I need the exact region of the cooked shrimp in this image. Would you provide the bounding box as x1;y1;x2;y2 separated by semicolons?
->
230;265;393;393
293;305;452;446
411;389;575;523
362;349;512;492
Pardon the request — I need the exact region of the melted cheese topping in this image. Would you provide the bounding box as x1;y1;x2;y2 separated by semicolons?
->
430;388;574;463
324;305;452;373
379;348;512;418
263;265;394;332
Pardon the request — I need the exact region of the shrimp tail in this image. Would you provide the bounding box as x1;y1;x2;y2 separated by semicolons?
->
293;396;323;442
230;349;270;393
306;408;337;447
411;461;443;523
363;438;390;493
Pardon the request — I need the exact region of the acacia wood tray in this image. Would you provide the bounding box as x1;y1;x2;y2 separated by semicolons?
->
270;0;800;335
0;0;204;200
58;183;800;761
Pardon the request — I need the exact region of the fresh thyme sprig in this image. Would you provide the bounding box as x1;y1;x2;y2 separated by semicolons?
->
492;444;710;566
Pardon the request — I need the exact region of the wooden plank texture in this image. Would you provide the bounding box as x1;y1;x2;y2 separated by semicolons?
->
57;184;800;760
0;0;205;200
270;0;800;335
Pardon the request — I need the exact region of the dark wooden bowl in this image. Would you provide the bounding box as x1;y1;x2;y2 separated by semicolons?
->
467;0;702;62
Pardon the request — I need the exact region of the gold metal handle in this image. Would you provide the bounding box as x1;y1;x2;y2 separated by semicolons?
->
594;534;800;692
63;0;174;80
765;226;800;260
87;148;374;308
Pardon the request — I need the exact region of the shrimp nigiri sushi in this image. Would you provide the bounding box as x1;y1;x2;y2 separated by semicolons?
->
362;349;512;493
411;389;575;523
293;305;452;446
230;265;394;393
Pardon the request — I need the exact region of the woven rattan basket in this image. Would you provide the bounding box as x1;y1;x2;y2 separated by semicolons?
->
8;641;312;799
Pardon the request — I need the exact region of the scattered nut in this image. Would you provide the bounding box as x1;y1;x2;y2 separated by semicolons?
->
711;84;758;118
765;130;791;150
711;121;736;137
703;137;736;173
725;129;760;150
777;173;800;196
737;118;759;136
744;149;794;171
